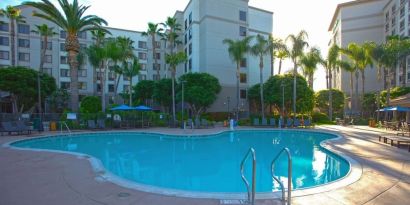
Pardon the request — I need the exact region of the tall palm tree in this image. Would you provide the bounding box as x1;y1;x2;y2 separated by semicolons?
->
337;60;355;117
162;17;181;78
1;6;25;66
31;24;57;115
267;35;285;76
142;23;163;79
114;36;135;101
276;48;289;75
251;34;270;119
123;58;141;106
24;0;107;112
300;47;321;89
223;36;253;121
165;52;187;125
91;29;110;95
320;44;339;120
286;30;309;118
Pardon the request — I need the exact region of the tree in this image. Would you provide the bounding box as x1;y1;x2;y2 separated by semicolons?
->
223;36;253;121
90;29;111;95
321;44;339;120
0;67;56;113
49;88;70;113
300;47;321;89
267;35;285;76
123;58;141;106
248;83;261;113
142;23;163;79
80;96;101;113
113;36;135;100
315;89;345;118
162;17;182;78
177;73;221;120
133;80;155;105
153;78;173;112
24;0;107;112
380;86;410;107
276;48;289;75
165;51;187;125
0;6;25;66
337;60;355;116
251;34;269;119
286;30;309;118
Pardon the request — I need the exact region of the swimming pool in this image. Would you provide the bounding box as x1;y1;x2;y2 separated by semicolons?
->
11;130;350;195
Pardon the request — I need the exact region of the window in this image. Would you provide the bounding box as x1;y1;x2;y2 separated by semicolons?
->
123;85;130;92
60;31;67;38
386;11;389;20
185;34;187;44
41;41;52;50
44;55;52;63
18;52;30;61
153;74;160;80
60;82;70;90
140;63;146;70
240;26;247;36
154;52;161;60
138;52;147;60
239;11;247;21
392;16;396;25
400;20;405;31
240;89;247;99
97;84;102;92
18;39;30;48
189;58;192;71
240;58;247;67
123;75;131;81
60;43;66;51
78;31;87;39
189;12;192;24
400;7;405;17
108;84;115;92
240;73;247;83
18;24;30;34
386;23;390;32
60;56;68;64
185;19;188;30
153;63;161;70
108;72;115;81
0;51;9;60
78;82;87;90
78;69;87;77
138;41;147;49
0;36;9;46
41;68;52;76
392;4;397;13
80;43;87;49
60;69;70;77
189;43;192;55
0;23;8;32
189;28;192;39
155;41;161;48
139;74;147;81
184;62;187;73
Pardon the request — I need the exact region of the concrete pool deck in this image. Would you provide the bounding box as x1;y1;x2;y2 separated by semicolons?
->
0;125;409;205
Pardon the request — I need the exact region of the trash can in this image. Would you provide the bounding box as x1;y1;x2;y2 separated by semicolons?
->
33;118;45;131
50;121;57;131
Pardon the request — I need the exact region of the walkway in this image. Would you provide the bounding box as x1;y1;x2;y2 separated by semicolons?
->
0;126;409;205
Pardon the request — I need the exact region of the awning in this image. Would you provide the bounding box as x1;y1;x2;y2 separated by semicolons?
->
377;106;410;112
390;93;410;107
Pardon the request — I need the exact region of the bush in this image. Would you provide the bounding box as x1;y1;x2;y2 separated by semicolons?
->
202;112;230;122
312;112;332;124
238;118;251;126
80;96;102;114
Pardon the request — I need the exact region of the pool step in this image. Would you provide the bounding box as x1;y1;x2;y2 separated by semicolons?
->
219;199;284;205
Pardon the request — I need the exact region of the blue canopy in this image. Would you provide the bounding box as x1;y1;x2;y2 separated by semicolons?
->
110;104;134;111
377;106;410;112
134;105;153;111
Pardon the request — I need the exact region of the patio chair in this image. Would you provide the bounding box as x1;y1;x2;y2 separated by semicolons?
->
304;119;312;128
286;119;293;128
97;119;105;129
1;122;19;135
253;118;260;126
195;118;201;129
187;119;194;129
278;118;284;128
201;119;209;129
261;118;268;126
269;118;276;127
15;121;32;135
294;119;301;127
349;118;354;125
88;120;97;129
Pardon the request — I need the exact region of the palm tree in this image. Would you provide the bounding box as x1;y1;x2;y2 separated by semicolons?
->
31;24;57;115
91;29;111;95
267;35;285;76
300;47;321;89
320;44;339;120
286;30;309;118
276;48;289;75
1;6;25;66
251;34;269;119
123;58;141;106
162;17;182;78
337;60;355;117
24;0;107;112
114;36;135;101
165;52;187;125
142;23;163;79
223;36;253;121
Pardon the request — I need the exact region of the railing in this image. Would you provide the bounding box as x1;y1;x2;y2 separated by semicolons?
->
240;148;256;205
60;121;72;135
271;148;292;205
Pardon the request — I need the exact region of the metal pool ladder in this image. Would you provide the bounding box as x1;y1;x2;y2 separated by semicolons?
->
240;148;256;205
271;148;292;205
60;121;72;135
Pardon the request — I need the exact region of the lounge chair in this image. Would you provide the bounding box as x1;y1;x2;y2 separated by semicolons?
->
187;119;194;129
88;120;97;129
97;119;105;129
269;118;276;127
286;119;293;128
278;118;284;128
2;122;19;135
201;119;209;128
294;119;301;127
304;119;312;128
379;135;410;152
253;118;260;126
195;118;201;129
15;121;32;135
261;118;268;126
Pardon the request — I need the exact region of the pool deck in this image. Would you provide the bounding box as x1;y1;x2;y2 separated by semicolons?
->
0;125;409;205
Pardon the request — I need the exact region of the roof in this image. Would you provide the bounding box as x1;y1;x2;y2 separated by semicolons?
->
328;0;386;31
390;93;410;107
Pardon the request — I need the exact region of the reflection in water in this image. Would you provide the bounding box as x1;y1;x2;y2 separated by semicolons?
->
14;131;349;193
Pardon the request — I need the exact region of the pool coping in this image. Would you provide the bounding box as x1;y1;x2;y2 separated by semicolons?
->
2;129;362;200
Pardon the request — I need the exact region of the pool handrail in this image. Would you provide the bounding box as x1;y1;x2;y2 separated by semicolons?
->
240;147;256;205
60;121;72;135
271;147;292;205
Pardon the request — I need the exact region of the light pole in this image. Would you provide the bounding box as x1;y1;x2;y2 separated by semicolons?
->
37;70;44;132
181;80;186;129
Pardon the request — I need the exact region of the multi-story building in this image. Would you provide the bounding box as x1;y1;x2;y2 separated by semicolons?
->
0;0;273;113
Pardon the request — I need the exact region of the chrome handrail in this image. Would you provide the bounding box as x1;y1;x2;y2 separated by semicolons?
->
60;121;71;135
240;148;256;205
271;148;292;205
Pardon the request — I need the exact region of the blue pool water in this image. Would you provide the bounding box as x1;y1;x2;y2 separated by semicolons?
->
12;130;349;193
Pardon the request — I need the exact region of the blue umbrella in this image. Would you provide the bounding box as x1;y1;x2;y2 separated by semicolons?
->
110;104;134;111
377;106;410;112
134;105;153;111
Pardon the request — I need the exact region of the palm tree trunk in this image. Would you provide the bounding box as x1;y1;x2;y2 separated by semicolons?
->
10;19;16;66
236;63;240;121
259;56;265;119
38;36;47;115
326;69;329;89
114;72;121;103
293;60;297;120
350;72;354;117
129;77;133;106
101;62;106;111
309;73;314;89
172;68;176;126
361;69;365;117
278;59;282;74
66;34;80;112
329;68;333;121
355;70;359;116
270;52;274;76
93;67;97;95
385;68;391;121
152;35;160;79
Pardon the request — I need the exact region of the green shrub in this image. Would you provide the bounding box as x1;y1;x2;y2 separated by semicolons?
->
80;96;102;114
238;118;251;126
202;112;229;122
312;112;332;124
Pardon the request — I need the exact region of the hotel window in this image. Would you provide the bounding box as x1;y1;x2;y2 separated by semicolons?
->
44;55;52;63
189;28;192;39
60;56;68;64
78;31;87;39
41;41;52;50
154;52;161;60
138;52;147;60
80;43;87;49
392;16;396;25
392;4;397;13
189;43;192;55
0;51;9;60
0;23;8;32
155;41;161;48
140;63;146;70
108;72;115;81
400;20;405;31
184;62;187;73
60;82;70;90
188;58;192;71
386;23;389;32
41;68;52;76
239;11;247;21
78;82;87;90
185;19;188;30
239;26;247;36
18;24;30;34
189;12;192;24
240;73;247;83
138;41;147;49
185;34;187;44
386;11;390;20
18;52;30;62
97;84;102;92
60;43;66;51
60;30;67;38
139;74;147;81
152;74;160;81
123;75;131;81
153;63;161;70
392;28;397;35
240;89;247;99
108;84;115;92
96;72;102;80
60;69;70;77
18;39;30;48
240;58;247;67
78;69;87;77
0;36;9;46
400;7;405;18
123;85;130;92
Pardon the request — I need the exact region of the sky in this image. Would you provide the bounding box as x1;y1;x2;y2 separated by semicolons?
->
2;0;352;91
